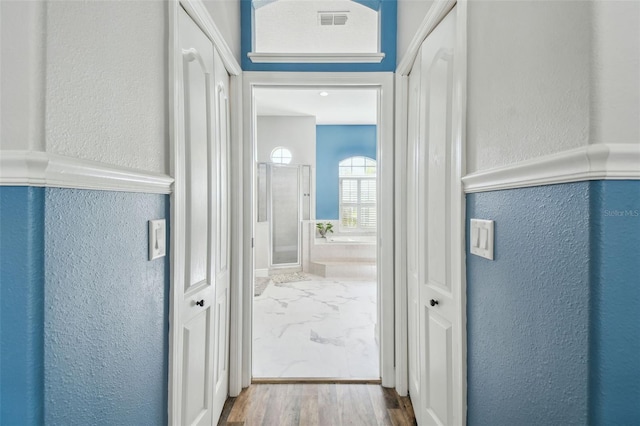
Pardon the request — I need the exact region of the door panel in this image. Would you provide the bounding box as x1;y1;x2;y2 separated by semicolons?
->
407;44;423;425
212;46;231;421
406;6;459;426
177;7;218;426
420;7;457;426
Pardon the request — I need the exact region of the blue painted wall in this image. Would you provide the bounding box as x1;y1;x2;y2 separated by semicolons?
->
589;180;640;425
466;183;591;426
0;187;45;426
241;0;397;72
0;187;168;426
44;188;169;425
316;125;377;219
466;180;640;425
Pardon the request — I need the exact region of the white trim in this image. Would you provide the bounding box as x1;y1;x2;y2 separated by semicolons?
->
248;52;385;63
242;71;396;388
396;0;456;76
0;150;173;194
462;144;640;193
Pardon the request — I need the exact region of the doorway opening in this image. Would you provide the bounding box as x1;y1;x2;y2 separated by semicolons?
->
251;87;380;379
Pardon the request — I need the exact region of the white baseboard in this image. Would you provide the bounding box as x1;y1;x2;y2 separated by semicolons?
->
462;143;640;193
0;150;174;194
254;269;269;278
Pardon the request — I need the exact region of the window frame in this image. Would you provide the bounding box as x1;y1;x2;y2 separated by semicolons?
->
338;156;377;232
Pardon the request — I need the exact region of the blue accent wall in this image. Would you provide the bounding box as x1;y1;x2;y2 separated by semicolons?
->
1;187;169;426
43;188;169;425
316;125;377;219
241;0;397;72
589;180;640;424
466;183;591;426
466;180;640;426
0;187;45;426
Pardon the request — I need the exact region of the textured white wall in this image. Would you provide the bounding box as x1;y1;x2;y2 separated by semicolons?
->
466;1;591;173
1;1;46;151
45;1;167;174
396;0;434;64
203;0;241;63
590;0;640;146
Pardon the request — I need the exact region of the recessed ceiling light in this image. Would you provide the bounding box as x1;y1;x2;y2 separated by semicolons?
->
319;91;329;97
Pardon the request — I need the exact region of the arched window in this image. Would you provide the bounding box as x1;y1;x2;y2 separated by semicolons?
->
339;156;376;230
270;147;292;164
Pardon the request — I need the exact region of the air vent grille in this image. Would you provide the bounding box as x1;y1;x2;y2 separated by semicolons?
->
318;12;349;26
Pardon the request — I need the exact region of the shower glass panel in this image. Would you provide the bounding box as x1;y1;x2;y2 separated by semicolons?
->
270;165;300;266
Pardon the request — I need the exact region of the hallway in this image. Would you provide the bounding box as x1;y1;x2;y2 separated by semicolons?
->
217;384;416;425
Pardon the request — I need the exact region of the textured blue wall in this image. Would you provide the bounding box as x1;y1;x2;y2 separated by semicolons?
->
589;180;640;425
316;125;377;219
466;183;591;426
43;188;169;425
241;0;397;71
0;187;45;426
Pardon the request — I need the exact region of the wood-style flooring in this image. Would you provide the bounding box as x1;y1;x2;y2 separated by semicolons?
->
217;383;417;426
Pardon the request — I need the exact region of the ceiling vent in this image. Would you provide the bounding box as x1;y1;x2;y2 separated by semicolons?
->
318;12;349;26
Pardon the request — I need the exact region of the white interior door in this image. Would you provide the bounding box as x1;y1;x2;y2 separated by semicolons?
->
419;7;458;425
211;46;231;420
407;43;424;426
407;6;460;426
177;7;216;426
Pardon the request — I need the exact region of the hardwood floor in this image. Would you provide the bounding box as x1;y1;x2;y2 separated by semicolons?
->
217;384;417;426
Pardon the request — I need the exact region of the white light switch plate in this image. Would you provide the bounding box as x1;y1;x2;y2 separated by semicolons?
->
149;219;166;260
470;219;494;260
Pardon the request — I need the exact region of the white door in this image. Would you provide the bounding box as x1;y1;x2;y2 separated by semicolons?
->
407;41;424;426
211;46;231;420
175;8;230;425
408;6;460;425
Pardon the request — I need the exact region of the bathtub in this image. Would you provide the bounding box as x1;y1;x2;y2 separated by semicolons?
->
325;235;376;244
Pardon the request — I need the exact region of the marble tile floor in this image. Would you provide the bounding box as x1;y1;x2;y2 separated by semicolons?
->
253;273;379;379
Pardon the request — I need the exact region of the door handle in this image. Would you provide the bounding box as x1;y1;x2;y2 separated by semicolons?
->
430;299;439;307
195;299;204;307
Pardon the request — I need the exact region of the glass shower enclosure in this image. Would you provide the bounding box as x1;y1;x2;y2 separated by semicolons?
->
257;163;311;270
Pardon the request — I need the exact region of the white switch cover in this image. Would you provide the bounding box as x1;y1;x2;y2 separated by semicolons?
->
149;219;166;260
470;219;494;260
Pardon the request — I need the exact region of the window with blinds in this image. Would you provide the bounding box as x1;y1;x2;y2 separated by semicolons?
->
339;157;376;231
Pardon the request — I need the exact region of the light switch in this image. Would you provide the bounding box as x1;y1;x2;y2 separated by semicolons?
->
149;219;166;260
470;219;494;260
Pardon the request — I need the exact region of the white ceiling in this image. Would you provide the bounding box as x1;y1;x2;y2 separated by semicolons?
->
254;88;378;124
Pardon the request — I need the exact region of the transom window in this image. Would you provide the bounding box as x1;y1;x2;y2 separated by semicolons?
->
339;156;376;231
270;147;292;164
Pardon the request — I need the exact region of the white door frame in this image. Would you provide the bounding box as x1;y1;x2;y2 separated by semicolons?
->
240;72;396;388
394;0;468;420
168;0;243;423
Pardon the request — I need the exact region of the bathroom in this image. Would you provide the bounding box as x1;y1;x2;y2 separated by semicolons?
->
252;87;380;379
253;89;378;281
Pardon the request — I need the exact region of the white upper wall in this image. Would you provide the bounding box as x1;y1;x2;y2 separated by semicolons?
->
254;0;379;53
203;0;241;63
44;1;167;174
590;0;640;146
397;0;434;64
257;116;317;166
466;0;592;173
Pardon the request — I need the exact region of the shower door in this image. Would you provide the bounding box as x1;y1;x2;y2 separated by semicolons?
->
269;164;301;268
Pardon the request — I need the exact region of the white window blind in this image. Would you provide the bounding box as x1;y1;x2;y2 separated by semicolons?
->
339;157;376;231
